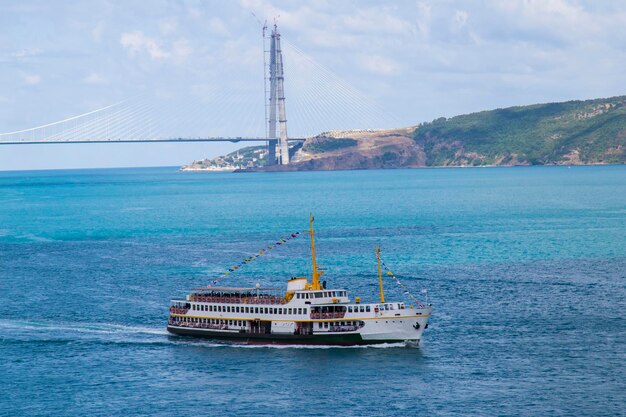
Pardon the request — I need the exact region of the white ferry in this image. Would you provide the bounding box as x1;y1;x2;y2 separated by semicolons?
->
167;216;432;345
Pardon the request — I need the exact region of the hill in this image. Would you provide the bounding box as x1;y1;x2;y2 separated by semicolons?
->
183;95;626;171
414;95;626;166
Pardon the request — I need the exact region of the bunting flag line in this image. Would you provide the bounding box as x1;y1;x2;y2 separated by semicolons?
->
380;260;423;307
207;231;304;287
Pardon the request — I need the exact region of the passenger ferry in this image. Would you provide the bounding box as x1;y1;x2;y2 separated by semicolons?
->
167;215;432;345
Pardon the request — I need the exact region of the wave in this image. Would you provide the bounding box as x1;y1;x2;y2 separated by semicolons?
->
0;319;416;349
0;319;168;337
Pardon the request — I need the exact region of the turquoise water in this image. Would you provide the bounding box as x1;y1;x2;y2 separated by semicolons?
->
1;166;624;416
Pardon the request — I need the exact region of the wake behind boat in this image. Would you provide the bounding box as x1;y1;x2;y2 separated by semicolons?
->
167;215;432;345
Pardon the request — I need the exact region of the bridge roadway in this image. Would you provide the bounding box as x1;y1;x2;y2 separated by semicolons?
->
0;137;307;145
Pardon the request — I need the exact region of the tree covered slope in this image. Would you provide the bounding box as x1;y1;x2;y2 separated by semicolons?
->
413;96;626;166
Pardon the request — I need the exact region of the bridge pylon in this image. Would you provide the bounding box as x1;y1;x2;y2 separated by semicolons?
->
264;22;289;166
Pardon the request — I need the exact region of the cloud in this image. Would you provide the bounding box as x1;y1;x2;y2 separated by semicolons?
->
416;1;432;37
19;72;41;85
83;72;106;84
120;31;193;62
172;39;193;62
92;21;105;42
159;19;178;35
208;17;230;36
358;54;400;76
120;31;170;60
454;10;468;28
12;48;42;59
240;0;416;49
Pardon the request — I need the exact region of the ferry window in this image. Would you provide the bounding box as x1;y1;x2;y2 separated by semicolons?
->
296;293;301;299
303;308;307;314
360;306;365;313
366;306;371;312
324;322;329;328
279;308;283;314
348;306;352;313
288;308;292;314
264;308;269;314
298;308;302;315
318;323;323;329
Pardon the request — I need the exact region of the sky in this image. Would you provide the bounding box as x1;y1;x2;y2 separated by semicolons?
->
1;0;625;170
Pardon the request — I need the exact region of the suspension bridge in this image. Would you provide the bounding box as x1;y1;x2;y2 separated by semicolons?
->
0;23;398;166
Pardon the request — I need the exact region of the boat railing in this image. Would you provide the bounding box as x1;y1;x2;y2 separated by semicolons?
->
330;325;358;332
168;318;230;330
189;294;284;305
169;307;189;315
310;312;346;320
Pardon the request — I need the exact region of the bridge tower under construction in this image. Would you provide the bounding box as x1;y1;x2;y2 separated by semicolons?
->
264;23;290;166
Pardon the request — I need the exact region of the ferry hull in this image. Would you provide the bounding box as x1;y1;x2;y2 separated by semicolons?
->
167;326;410;346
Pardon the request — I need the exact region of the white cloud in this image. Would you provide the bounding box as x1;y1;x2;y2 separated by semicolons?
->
172;39;193;62
19;72;41;85
120;31;193;63
208;17;230;36
454;10;468;28
12;48;42;59
83;72;106;84
416;1;432;37
120;31;170;60
241;0;415;49
358;54;400;76
159;19;178;35
92;21;105;42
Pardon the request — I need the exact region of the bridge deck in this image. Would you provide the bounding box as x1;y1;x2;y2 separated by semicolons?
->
0;137;306;145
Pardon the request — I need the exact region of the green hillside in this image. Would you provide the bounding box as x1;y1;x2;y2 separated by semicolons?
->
413;96;626;166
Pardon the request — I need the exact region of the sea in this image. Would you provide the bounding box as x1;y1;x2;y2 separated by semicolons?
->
0;165;624;417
